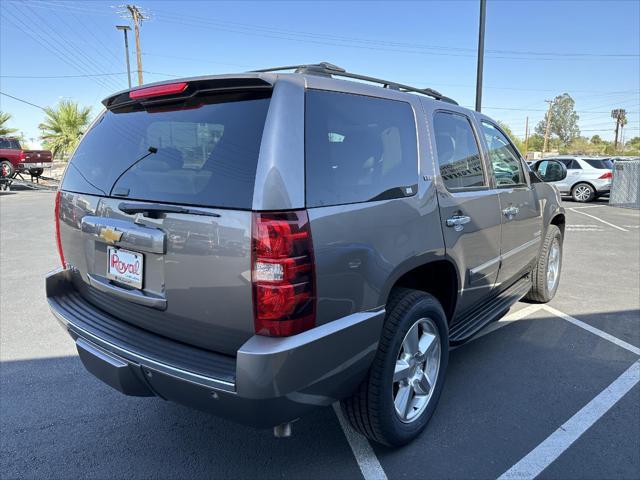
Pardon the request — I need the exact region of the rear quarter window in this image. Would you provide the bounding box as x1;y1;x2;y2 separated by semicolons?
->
584;159;613;169
305;90;418;207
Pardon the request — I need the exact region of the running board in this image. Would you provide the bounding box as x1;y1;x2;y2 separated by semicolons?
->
449;275;532;345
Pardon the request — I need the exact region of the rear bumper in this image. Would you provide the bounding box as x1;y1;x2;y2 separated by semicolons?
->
46;268;384;428
17;162;51;170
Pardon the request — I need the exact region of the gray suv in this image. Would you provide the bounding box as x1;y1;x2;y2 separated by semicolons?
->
46;63;568;446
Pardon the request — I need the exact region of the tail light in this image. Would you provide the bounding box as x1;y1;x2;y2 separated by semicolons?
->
54;190;66;268
599;171;612;179
252;210;316;336
129;82;188;99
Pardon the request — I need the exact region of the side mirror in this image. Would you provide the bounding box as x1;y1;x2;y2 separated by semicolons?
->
534;160;567;182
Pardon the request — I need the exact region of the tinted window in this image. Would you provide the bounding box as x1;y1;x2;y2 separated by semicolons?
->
305;90;418;207
0;139;20;149
584;159;613;169
433;111;485;190
481;121;526;187
62;93;271;209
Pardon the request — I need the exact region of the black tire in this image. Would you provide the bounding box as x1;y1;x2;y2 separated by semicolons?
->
340;288;449;447
571;182;595;202
29;168;44;177
1;160;15;179
526;225;563;303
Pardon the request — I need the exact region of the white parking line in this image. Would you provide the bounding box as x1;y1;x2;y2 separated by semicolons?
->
542;305;640;356
336;304;640;480
569;205;606;210
569;207;629;232
498;360;640;480
333;404;388;480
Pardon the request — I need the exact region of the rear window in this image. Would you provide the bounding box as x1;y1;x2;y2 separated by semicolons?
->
584;159;613;169
305;90;418;207
0;139;21;149
62;93;271;209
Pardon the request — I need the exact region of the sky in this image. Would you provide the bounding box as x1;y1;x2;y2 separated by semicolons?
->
1;0;639;148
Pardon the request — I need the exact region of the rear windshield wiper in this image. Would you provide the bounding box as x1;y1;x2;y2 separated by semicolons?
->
118;202;221;218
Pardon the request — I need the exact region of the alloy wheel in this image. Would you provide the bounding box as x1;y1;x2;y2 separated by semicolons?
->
547;238;561;292
574;185;592;201
392;317;441;423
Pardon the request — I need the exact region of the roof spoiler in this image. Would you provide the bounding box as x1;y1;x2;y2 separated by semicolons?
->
102;76;272;111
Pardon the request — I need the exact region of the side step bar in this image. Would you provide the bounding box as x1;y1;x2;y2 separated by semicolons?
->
449;275;532;345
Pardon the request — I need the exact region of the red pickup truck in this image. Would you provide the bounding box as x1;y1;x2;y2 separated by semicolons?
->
0;137;52;178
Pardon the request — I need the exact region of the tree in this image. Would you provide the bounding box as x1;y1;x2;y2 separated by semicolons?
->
535;93;580;146
590;135;602;145
496;121;524;153
38;100;92;159
627;136;640;149
0;111;18;136
527;134;545;152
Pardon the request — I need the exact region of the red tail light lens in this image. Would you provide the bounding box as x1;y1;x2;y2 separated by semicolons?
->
252;210;316;336
54;190;66;268
129;82;188;99
599;171;612;179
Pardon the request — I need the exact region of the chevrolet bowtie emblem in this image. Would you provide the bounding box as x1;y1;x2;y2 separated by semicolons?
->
99;227;123;244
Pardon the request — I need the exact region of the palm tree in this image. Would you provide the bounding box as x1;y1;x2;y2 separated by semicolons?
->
0;111;18;136
38;100;92;160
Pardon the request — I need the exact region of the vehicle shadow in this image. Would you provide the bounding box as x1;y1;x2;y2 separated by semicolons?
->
0;355;361;479
2;309;638;479
373;309;640;479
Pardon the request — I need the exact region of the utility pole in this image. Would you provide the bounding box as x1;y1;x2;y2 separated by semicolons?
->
524;116;529;156
542;100;554;155
475;0;487;112
117;5;150;86
116;25;132;88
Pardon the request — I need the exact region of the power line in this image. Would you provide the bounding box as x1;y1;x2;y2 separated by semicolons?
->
0;72;130;79
1;5;119;92
21;1;640;61
0;92;45;110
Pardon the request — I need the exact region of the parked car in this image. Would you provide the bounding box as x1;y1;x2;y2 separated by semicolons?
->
46;63;567;446
532;156;613;202
0;137;52;178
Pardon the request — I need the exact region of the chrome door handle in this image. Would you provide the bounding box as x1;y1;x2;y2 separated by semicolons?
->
446;215;471;228
502;206;519;217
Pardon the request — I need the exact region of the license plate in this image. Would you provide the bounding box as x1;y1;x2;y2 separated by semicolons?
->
107;246;144;289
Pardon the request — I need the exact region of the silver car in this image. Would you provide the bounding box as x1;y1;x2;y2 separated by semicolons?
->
46;63;567;446
535;156;613;202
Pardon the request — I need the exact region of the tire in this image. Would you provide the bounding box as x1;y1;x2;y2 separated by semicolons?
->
340;288;449;447
526;224;563;303
1;160;15;179
571;182;595;202
29;168;44;177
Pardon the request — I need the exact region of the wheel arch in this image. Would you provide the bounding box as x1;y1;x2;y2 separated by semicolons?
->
381;255;459;324
550;213;566;237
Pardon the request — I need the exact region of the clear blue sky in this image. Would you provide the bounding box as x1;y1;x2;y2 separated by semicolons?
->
1;0;639;147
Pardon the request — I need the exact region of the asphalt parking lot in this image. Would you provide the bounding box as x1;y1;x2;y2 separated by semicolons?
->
1;190;639;480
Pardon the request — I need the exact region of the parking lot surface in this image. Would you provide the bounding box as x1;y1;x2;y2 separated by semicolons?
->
1;190;639;479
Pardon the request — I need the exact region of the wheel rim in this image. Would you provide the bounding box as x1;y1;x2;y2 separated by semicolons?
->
547;238;561;292
392;317;441;423
574;185;591;201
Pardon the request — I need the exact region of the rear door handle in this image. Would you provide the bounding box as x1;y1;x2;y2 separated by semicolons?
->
502;206;520;218
446;215;471;229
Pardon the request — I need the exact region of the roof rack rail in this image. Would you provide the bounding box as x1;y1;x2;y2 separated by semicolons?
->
251;62;458;105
